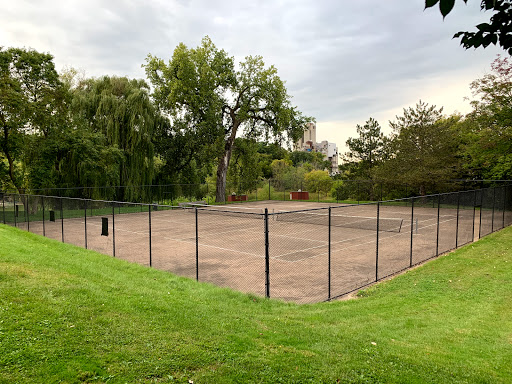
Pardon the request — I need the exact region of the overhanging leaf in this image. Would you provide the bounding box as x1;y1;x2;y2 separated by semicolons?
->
425;0;440;9
440;0;456;17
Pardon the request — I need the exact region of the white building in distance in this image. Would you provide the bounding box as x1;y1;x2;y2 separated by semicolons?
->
294;122;339;175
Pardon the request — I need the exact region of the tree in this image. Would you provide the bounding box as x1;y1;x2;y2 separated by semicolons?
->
144;36;310;202
342;117;388;179
0;47;63;192
378;101;460;195
270;158;292;191
304;170;333;194
257;142;288;179
289;151;331;170
71;76;160;196
425;0;512;55
461;55;512;178
227;138;262;193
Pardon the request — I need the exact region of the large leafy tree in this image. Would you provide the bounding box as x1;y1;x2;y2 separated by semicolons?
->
461;55;512;178
226;138;261;193
0;47;64;192
378;101;460;195
71;76;160;196
425;0;512;54
144;36;309;202
342;117;388;179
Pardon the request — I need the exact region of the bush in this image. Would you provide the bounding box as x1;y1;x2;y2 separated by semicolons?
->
304;170;333;194
331;181;349;200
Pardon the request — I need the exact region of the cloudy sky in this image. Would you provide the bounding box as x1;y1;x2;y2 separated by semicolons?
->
0;0;503;153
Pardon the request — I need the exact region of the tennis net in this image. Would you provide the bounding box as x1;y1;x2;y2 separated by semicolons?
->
274;210;403;233
182;203;264;220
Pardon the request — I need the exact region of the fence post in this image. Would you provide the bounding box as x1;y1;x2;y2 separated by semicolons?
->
375;202;380;282
503;186;507;229
472;190;477;242
195;208;199;281
112;203;116;257
1;193;4;224
25;196;30;232
42;196;45;237
60;198;64;243
436;194;440;256
478;189;483;239
84;200;88;249
328;207;331;300
268;179;271;200
491;187;496;233
14;195;17;227
148;204;152;267
410;198;414;267
265;208;270;298
455;191;460;249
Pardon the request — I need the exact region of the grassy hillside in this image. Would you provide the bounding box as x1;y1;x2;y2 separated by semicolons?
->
1;223;511;383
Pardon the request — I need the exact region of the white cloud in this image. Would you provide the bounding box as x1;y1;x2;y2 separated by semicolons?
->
0;0;503;150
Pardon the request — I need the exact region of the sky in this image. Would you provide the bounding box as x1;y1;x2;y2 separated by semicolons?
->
0;0;503;154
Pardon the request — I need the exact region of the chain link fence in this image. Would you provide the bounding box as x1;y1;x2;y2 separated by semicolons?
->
2;184;511;303
5;179;512;206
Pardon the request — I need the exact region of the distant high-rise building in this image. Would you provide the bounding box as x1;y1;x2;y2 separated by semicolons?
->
295;122;316;152
294;122;339;175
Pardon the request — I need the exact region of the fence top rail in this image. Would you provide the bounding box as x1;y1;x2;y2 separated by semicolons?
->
2;184;510;217
1;192;182;209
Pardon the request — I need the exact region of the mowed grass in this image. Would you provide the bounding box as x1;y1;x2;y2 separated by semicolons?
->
1;225;511;383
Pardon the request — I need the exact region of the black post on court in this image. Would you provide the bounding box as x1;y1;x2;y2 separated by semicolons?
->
436;194;440;256
375;202;380;282
328;207;332;300
195;207;198;281
409;198;414;267
455;191;460;249
60;197;64;243
42;196;45;237
112;203;116;257
264;208;270;298
84;200;88;249
149;204;152;267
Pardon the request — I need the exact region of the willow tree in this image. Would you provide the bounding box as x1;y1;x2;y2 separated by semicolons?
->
144;36;310;202
71;76;160;196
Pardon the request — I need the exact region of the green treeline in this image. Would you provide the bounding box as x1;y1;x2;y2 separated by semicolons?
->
341;55;512;194
1;42;511;202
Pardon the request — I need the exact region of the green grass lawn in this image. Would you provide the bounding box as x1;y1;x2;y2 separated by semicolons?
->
1;224;511;383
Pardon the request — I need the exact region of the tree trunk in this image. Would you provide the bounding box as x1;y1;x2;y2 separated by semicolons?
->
215;120;240;203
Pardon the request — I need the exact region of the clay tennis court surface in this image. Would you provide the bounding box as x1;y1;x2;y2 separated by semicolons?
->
14;199;504;303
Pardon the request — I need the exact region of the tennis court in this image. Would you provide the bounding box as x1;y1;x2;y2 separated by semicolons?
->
3;185;511;303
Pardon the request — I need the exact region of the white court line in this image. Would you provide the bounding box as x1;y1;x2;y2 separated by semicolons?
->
77;213;461;264
271;216;457;263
